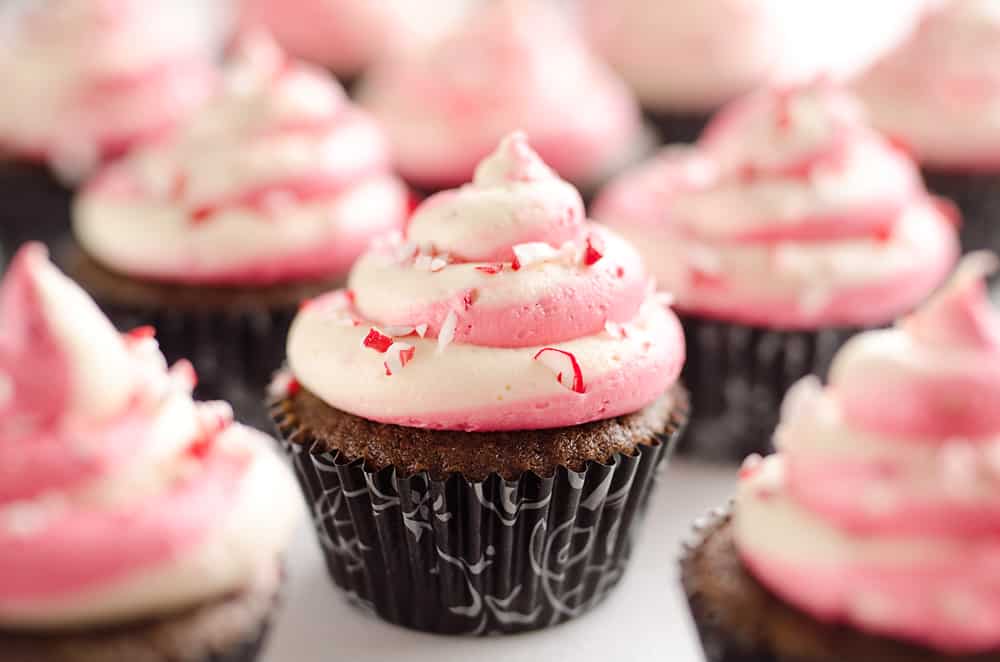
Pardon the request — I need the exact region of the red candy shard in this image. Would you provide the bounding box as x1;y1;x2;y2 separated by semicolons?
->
475;264;504;275
462;289;478;310
616;266;625;278
190;205;215;224
186;435;213;460
584;233;606;266
933;197;962;229
362;328;393;353
126;325;156;341
383;342;416;376
298;297;315;312
287;377;301;396
533;348;586;394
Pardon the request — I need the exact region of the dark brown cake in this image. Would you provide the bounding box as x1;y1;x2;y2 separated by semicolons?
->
275;383;687;481
681;513;1000;662
1;562;282;662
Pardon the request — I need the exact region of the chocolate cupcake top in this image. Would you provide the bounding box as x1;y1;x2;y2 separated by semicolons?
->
583;0;782;113
0;244;300;629
0;0;220;181
357;0;644;190
734;252;1000;654
286;132;685;432
854;0;1000;171
241;0;475;78
594;80;960;329
74;33;408;286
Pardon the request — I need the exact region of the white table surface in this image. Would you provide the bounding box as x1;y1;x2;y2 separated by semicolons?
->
262;460;735;662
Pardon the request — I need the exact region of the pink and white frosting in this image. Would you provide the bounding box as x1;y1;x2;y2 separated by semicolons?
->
241;0;476;78
593;81;960;329
735;252;1000;654
0;0;222;181
854;0;1000;171
286;132;684;432
357;0;645;190
74;34;408;286
0;244;300;629
583;0;782;113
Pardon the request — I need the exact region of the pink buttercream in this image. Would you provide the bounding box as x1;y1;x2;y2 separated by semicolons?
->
736;252;1000;654
594;80;959;329
0;245;252;612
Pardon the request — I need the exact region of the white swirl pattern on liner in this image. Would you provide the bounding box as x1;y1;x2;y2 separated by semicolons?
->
74;33;407;285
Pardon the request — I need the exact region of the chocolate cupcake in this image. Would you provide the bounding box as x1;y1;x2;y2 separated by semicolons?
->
854;0;1000;253
582;0;783;143
682;252;1000;661
67;34;410;428
0;244;301;662
0;0;220;253
593;80;960;462
271;132;688;635
357;0;650;196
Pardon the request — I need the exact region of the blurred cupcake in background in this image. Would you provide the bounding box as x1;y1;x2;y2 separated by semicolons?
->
582;0;782;143
0;244;300;661
240;0;476;87
593;80;960;462
0;0;222;252
271;132;688;634
855;0;1000;252
68;33;409;427
358;0;648;195
682;252;1000;661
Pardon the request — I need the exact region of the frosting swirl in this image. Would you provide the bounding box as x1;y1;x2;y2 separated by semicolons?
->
0;0;220;181
855;0;1000;170
358;0;644;189
287;132;684;431
0;244;300;628
594;80;959;328
735;252;1000;654
74;33;408;286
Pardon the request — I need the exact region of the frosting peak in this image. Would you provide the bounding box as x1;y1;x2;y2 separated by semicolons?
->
287;133;684;431
74;32;408;286
735;252;1000;654
0;245;300;629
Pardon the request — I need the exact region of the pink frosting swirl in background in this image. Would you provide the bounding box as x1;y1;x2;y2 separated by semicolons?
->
0;0;222;181
0;244;300;629
735;252;1000;654
74;33;408;285
286;132;685;432
357;0;645;190
594;80;959;328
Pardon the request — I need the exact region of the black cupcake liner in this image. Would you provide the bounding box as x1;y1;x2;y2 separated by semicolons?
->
680;314;860;463
0;162;73;258
922;169;1000;254
271;397;688;636
99;302;295;431
644;109;712;144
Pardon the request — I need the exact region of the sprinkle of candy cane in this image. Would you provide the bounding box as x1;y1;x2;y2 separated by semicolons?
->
584;233;605;266
415;323;429;338
268;371;300;399
533;348;586;393
362;328;394;353
604;321;628;339
475;264;504;275
384;342;416;376
512;242;559;270
170;359;198;390
739;454;763;479
437;311;458;353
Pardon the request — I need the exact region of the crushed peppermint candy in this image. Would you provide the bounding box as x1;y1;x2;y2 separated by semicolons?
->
415;324;429;338
739;454;763;479
604;321;628;339
475;263;504;275
462;289;478;310
170;359;199;390
362;328;394;353
533;348;586;393
268;371;300;399
583;233;606;266
383;342;416;376
512;242;559;271
437;310;458;353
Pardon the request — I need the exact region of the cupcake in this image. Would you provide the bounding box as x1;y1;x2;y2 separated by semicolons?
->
0;0;221;252
582;0;782;143
69;33;409;428
682;252;1000;661
240;0;475;86
358;0;648;195
854;0;1000;252
593;80;960;462
271;132;688;635
0;244;300;662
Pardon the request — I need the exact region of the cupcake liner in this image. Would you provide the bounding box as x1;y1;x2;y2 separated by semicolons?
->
644;110;712;144
0;162;73;256
101;301;294;431
680;314;860;463
270;396;688;636
922;169;1000;254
